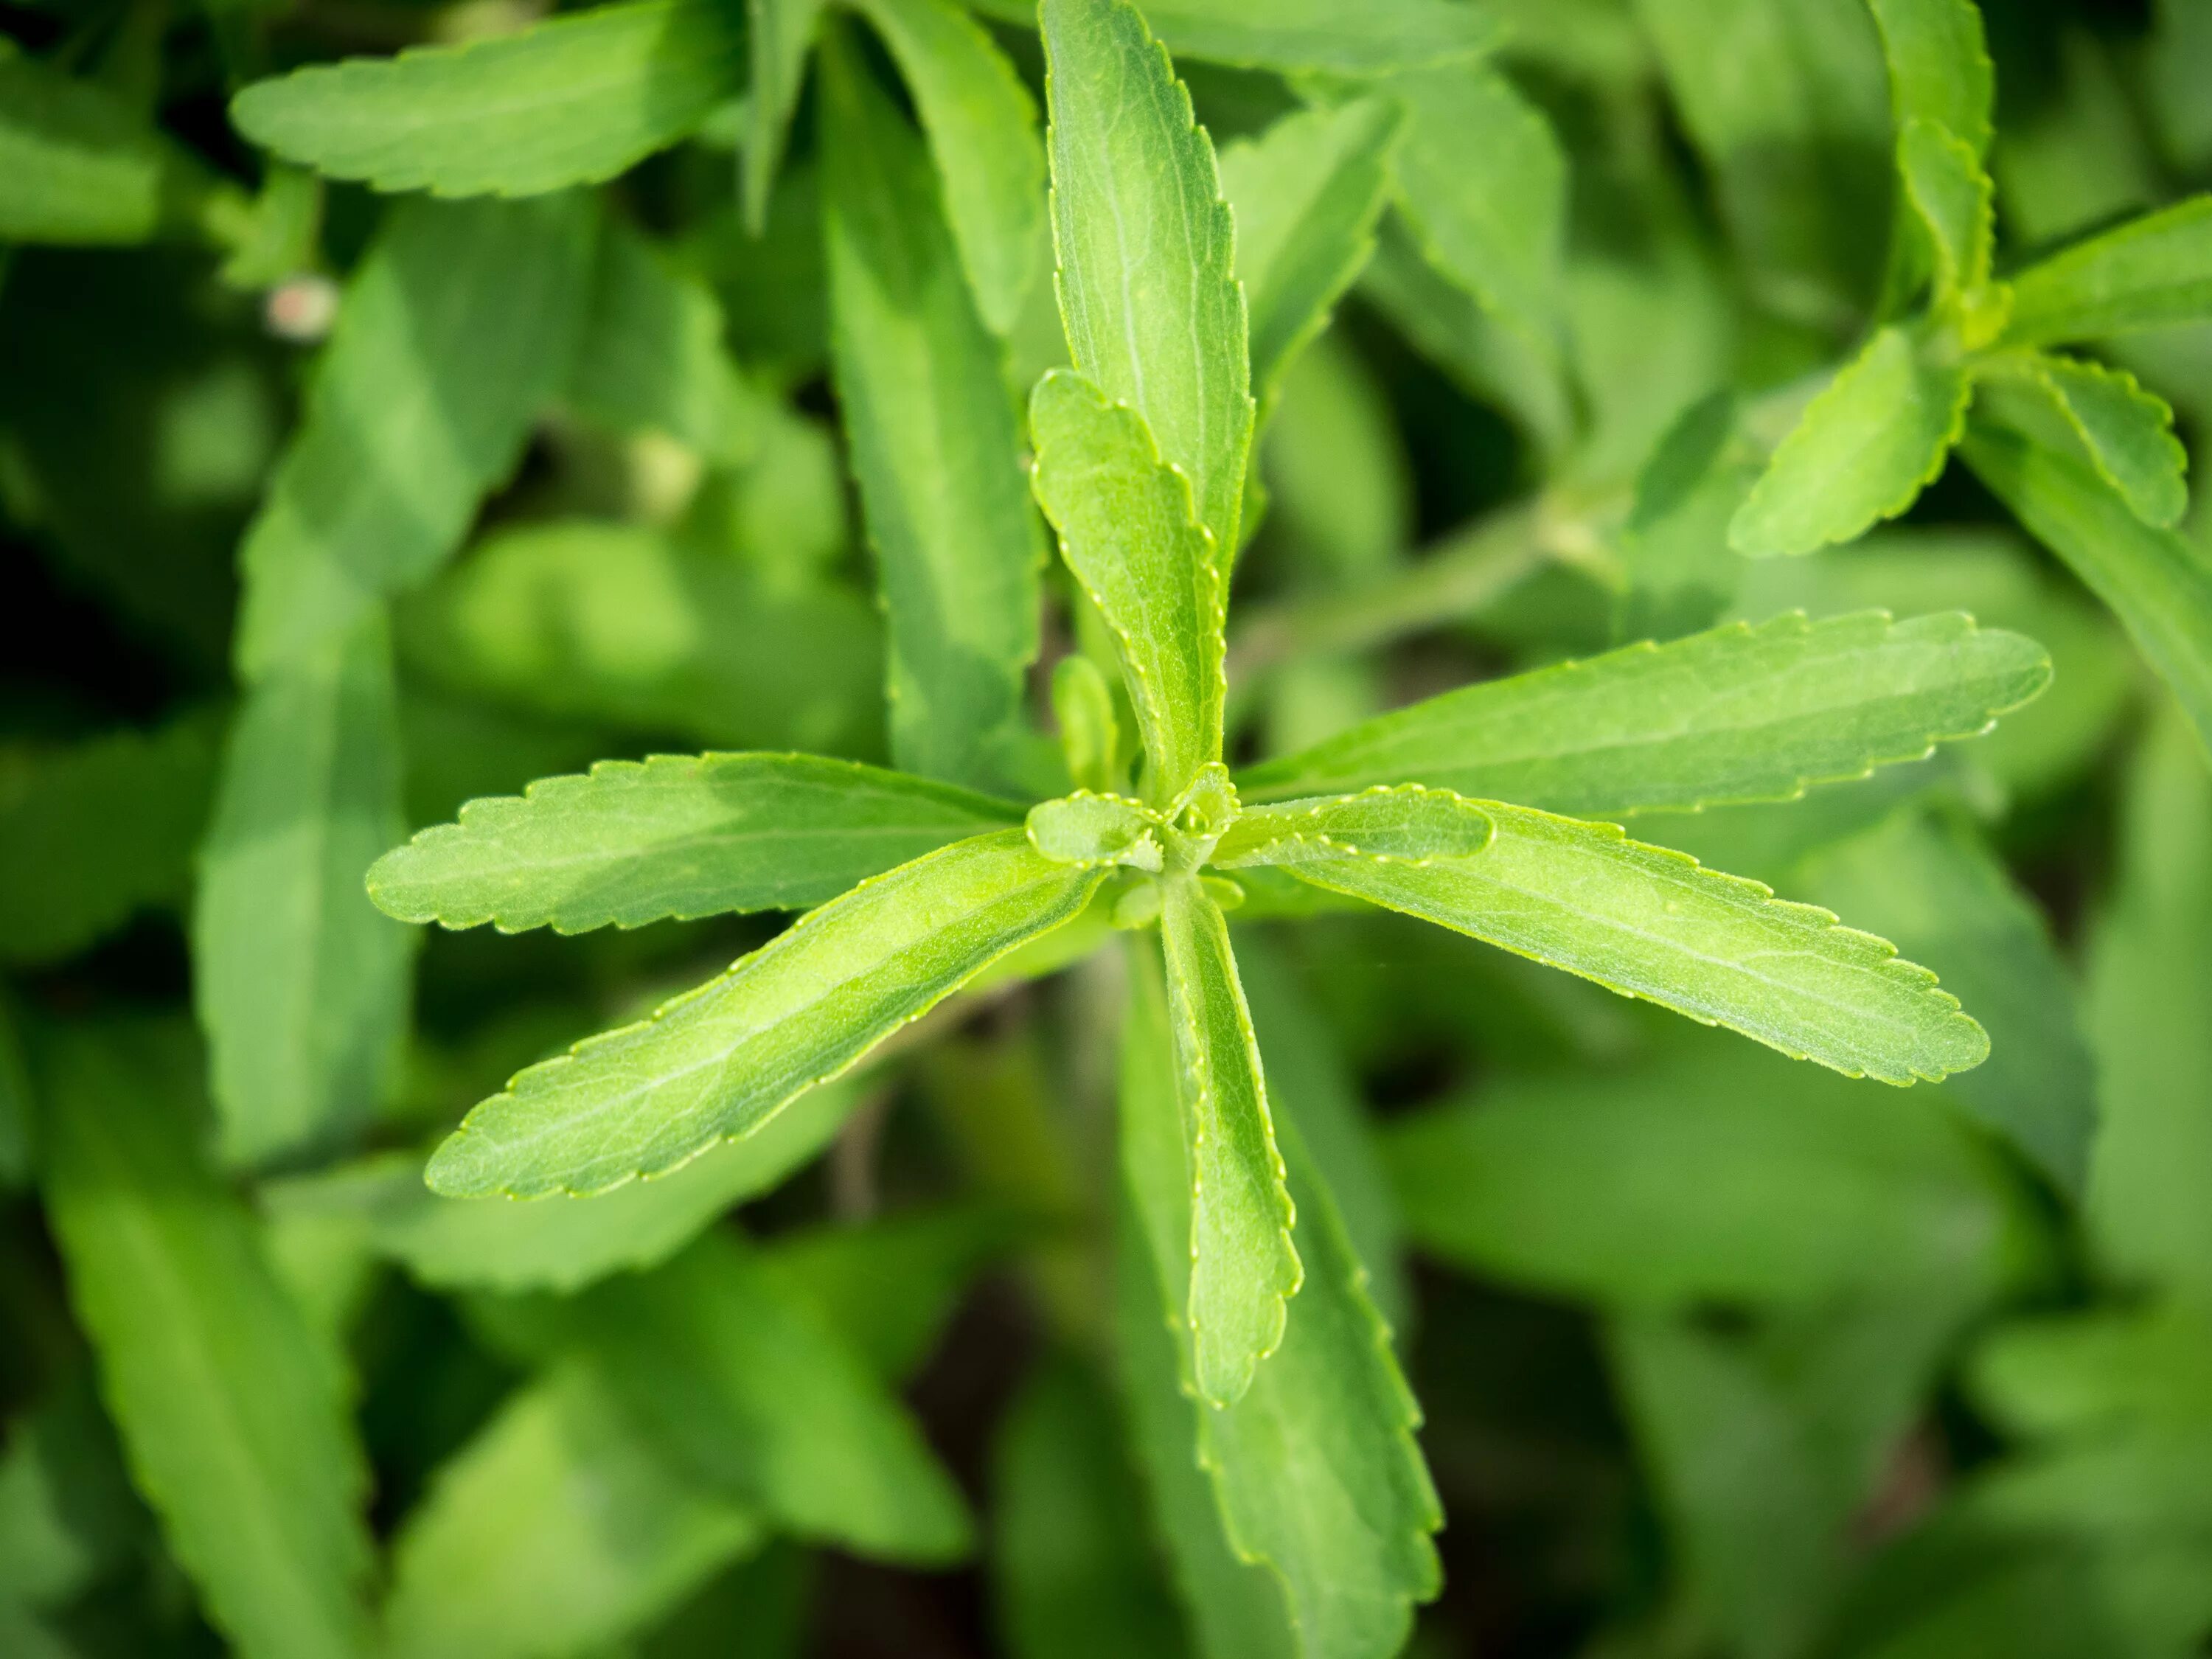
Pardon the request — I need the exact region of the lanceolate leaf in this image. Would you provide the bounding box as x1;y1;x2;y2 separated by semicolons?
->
2003;195;2212;346
1731;326;1970;557
1043;0;1254;557
975;0;1496;74
1385;1034;2027;1307
230;0;746;198
1029;371;1225;803
565;216;771;465
0;43;241;245
849;0;1046;333
1156;875;1301;1405
1121;946;1441;1657
559;1231;974;1562
1239;611;2051;818
371;754;1019;933
427;830;1107;1197
1284;803;1991;1085
1217;97;1405;411
383;1365;762;1659
235;194;595;678
1961;412;2212;757
1381;64;1568;361
1869;0;1995;156
821;32;1045;796
745;0;827;232
1983;353;2190;528
38;1023;373;1659
195;616;413;1168
0;709;221;967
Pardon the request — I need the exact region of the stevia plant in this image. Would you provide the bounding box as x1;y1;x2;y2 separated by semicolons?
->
362;1;2053;1640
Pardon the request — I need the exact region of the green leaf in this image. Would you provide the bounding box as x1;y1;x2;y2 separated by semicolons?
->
557;1231;974;1562
1217;97;1405;413
745;0;827;232
1634;0;1893;318
0;1377;141;1612
1029;371;1225;802
821;31;1046;796
1240;611;2051;818
1961;409;2212;757
849;0;1046;334
427;829;1106;1196
1042;0;1253;557
1027;790;1166;871
1899;116;1995;302
1800;810;2098;1196
565;216;771;465
234;194;596;678
2084;704;2212;1301
230;0;745;198
992;1354;1190;1659
1869;0;1995;156
1385;1031;2029;1307
1971;1304;2212;1441
1730;326;1971;557
0;42;239;245
372;754;1018;933
1282;801;1991;1085
384;1365;762;1659
1981;352;2190;528
1212;785;1495;869
1377;64;1568;362
0;709;220;967
397;521;885;754
1154;876;1301;1405
37;1022;373;1659
278;1077;863;1295
1121;944;1442;1656
979;0;1498;73
195;616;414;1169
2004;195;2212;346
0;997;28;1189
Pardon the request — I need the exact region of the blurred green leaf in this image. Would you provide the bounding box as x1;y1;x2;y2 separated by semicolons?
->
1385;1031;2030;1307
1731;327;1969;557
1030;372;1225;802
1869;0;1994;158
0;1377;142;1611
425;830;1105;1196
1897;119;1994;303
0;41;242;246
384;1363;763;1659
397;520;884;754
1121;942;1440;1659
1980;353;2189;529
231;0;746;198
2004;196;2212;347
745;0;826;233
38;1021;374;1659
821;31;1046;796
992;1352;1190;1659
372;754;1018;933
1800;810;2096;1194
2084;703;2212;1302
1241;611;2049;818
195;615;413;1167
1042;0;1253;557
1972;1303;2212;1441
1961;408;2212;758
852;0;1046;334
554;1231;974;1562
0;709;220;967
1219;99;1403;416
234;193;595;678
1291;802;1993;1085
0;996;29;1189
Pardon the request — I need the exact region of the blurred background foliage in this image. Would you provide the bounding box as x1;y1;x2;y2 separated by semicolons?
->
3;0;2212;1655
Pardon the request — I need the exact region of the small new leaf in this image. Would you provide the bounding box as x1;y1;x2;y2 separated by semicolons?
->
1980;352;2191;528
1026;792;1165;872
1213;785;1495;869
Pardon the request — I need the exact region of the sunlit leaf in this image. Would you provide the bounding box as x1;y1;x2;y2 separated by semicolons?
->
1042;0;1253;557
426;830;1106;1196
1212;785;1494;869
232;0;745;198
1731;326;1970;557
821;32;1046;796
1241;611;2049;818
38;1022;374;1659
